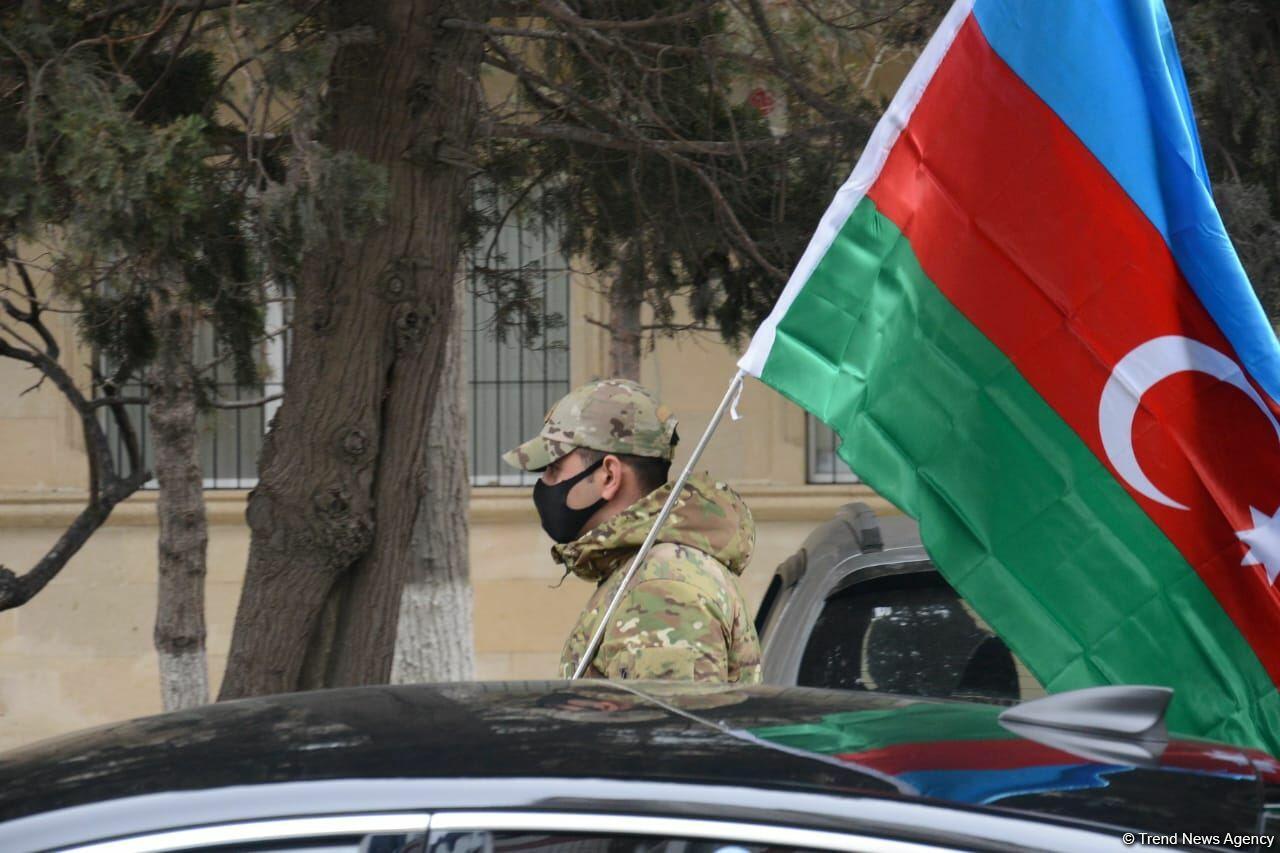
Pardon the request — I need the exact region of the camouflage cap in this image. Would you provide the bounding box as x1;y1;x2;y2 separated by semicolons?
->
503;378;679;472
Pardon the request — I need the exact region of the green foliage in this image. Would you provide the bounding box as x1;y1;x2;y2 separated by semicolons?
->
42;60;266;388
130;50;220;125
0;1;388;394
55;88;212;257
258;147;389;297
76;286;156;379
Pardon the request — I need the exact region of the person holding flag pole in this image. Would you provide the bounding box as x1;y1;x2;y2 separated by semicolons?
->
570;0;1280;760
503;378;761;683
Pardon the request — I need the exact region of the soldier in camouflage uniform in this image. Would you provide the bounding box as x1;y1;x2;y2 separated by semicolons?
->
503;378;762;683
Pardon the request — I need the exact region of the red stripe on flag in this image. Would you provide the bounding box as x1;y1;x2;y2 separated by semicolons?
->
867;18;1280;681
837;739;1079;774
839;738;1271;777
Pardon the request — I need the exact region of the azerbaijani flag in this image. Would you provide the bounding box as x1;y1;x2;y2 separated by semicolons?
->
740;0;1280;753
747;704;1277;804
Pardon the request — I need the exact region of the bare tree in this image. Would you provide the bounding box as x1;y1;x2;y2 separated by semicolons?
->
0;252;148;610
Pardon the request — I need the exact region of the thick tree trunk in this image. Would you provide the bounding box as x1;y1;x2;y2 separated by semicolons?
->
219;0;484;699
391;297;473;683
608;285;643;380
148;291;210;711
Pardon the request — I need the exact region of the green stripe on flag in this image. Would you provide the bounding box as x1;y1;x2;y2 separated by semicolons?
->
760;197;1280;753
750;703;1007;755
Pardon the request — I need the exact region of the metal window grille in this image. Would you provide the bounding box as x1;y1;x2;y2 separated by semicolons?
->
806;414;860;484
466;190;571;487
100;287;290;490
99;187;566;492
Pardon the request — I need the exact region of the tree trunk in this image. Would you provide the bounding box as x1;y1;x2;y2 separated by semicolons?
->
391;295;473;683
608;284;643;380
219;0;484;699
148;290;210;711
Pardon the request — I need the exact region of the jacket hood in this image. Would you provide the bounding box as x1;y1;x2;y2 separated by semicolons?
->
552;473;755;583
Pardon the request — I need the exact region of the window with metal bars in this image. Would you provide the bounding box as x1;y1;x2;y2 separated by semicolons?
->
466;191;571;487
807;415;860;484
99;291;289;490
99;201;568;490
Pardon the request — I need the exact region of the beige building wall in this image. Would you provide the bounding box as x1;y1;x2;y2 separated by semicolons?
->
0;273;894;751
0;19;928;752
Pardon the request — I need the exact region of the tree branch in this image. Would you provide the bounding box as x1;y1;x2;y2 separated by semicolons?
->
441;18;570;42
481;118;842;154
211;391;282;409
89;363;145;479
0;438;149;611
485;37;787;281
0;257;59;359
790;0;921;33
0;331;149;611
0;331;118;482
616;31;871;127
534;1;717;32
735;0;855;123
207;0;325;108
131;0;209;119
87;0;255;24
89;395;150;408
583;314;720;335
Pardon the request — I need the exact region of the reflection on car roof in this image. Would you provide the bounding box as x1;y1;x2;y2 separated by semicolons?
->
0;680;1269;839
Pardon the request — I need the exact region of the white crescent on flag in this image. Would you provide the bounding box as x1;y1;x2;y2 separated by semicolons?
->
1098;335;1280;511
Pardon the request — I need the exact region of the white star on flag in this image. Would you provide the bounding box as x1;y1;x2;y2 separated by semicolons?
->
1237;505;1280;585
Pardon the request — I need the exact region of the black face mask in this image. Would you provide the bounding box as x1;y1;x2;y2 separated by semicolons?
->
533;457;607;544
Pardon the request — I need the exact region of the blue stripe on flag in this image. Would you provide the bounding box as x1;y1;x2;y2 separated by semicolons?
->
899;764;1124;805
972;0;1280;403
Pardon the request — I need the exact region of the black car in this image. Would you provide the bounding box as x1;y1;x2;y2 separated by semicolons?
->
757;503;1044;705
0;680;1275;852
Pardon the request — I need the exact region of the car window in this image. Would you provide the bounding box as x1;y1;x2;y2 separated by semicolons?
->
198;837;424;852
430;832;811;853
65;815;430;853
425;813;971;853
200;836;425;852
796;571;1042;704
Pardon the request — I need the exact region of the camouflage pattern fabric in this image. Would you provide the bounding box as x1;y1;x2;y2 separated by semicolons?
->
503;378;678;472
555;473;762;684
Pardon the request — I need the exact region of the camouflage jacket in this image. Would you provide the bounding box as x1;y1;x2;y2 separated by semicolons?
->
553;473;762;684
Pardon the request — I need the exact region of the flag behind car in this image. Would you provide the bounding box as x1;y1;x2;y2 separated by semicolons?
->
739;0;1280;753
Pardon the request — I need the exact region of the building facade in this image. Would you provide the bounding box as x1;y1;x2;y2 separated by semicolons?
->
0;231;891;751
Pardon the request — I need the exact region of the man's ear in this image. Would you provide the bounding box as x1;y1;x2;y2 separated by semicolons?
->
599;454;626;501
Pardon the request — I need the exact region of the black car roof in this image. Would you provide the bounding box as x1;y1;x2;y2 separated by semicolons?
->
0;680;1267;841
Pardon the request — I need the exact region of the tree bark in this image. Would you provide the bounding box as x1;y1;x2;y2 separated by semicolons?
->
608;280;643;381
219;0;484;699
391;295;473;683
148;289;210;711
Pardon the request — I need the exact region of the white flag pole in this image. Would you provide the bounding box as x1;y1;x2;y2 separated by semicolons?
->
571;368;746;680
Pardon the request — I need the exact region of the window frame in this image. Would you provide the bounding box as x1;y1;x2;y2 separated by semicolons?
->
806;414;859;484
465;185;572;488
428;810;962;852
63;812;429;853
98;283;290;492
